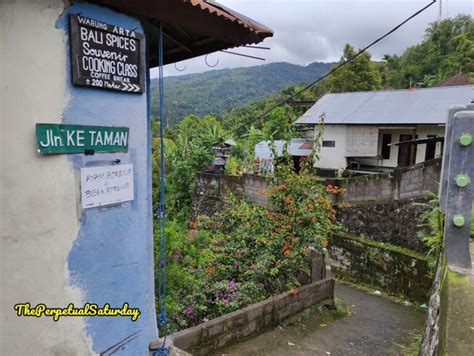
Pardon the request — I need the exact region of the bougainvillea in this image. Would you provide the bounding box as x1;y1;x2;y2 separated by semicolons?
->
156;169;341;333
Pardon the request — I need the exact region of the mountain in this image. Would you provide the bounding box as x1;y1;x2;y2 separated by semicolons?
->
150;61;333;126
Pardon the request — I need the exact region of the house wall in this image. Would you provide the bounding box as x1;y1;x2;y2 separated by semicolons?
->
0;1;157;355
317;124;347;170
359;125;445;168
414;125;445;163
313;124;445;170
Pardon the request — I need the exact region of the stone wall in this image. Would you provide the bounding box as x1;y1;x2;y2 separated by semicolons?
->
420;256;443;356
328;234;433;302
150;278;335;356
335;159;442;252
337;198;430;252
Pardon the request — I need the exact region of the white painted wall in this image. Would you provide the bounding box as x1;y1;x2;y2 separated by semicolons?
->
0;1;93;354
312;124;446;170
316;125;348;170
359;125;445;168
414;125;446;163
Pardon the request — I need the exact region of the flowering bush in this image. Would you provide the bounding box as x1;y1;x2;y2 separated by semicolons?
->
156;170;340;333
325;183;345;195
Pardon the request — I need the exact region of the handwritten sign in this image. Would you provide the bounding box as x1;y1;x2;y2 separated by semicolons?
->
80;164;134;209
69;14;145;93
36;124;129;154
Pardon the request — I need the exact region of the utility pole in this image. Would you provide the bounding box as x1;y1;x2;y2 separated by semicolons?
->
438;0;443;22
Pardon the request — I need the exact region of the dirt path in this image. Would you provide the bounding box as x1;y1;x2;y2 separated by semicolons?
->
220;283;426;356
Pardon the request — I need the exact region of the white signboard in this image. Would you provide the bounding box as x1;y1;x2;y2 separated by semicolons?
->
80;163;134;209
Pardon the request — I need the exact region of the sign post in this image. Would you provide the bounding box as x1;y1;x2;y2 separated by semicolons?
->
439;106;474;268
36;123;129;154
69;14;145;93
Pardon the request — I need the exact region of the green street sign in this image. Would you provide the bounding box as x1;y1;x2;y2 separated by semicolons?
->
36;124;129;154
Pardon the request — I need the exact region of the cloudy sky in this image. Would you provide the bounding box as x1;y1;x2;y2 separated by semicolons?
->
152;0;473;77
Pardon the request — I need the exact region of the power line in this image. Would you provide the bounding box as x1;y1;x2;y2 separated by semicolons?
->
223;0;437;138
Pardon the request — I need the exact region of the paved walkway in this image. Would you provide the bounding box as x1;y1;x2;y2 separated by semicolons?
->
221;283;425;356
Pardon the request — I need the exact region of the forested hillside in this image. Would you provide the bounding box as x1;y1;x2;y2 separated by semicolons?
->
150;61;332;126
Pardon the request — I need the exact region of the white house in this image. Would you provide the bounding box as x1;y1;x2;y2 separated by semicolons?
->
294;85;474;174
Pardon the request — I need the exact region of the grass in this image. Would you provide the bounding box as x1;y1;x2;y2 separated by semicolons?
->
394;330;423;355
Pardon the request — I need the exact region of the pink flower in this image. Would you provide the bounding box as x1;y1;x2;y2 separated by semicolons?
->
228;281;237;290
186;306;193;315
234;261;241;267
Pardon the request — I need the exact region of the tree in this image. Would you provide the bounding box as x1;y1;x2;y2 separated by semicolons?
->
383;14;474;88
326;44;382;93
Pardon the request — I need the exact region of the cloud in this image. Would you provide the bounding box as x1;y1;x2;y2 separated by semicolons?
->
152;0;473;77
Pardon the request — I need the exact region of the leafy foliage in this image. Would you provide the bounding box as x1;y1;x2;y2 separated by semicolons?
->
156;168;339;333
152;115;226;219
416;192;444;257
380;15;474;88
325;44;382;92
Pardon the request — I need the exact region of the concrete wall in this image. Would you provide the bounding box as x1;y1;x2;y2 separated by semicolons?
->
150;278;335;356
341;158;441;202
0;1;157;354
421;253;474;356
195;159;441;210
193;173;268;218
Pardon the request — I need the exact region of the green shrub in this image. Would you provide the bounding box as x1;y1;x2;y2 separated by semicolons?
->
155;169;339;333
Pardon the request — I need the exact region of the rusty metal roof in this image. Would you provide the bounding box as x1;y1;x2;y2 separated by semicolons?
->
97;0;273;65
189;0;273;36
435;73;471;87
299;142;314;150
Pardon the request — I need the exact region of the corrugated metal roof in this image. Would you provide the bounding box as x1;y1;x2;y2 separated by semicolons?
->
295;85;474;125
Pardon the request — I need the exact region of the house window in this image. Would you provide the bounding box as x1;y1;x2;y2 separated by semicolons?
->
425;135;437;161
322;140;335;148
381;134;392;159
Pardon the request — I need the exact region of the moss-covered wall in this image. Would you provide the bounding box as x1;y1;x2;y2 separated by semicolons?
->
329;234;434;302
439;269;474;355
